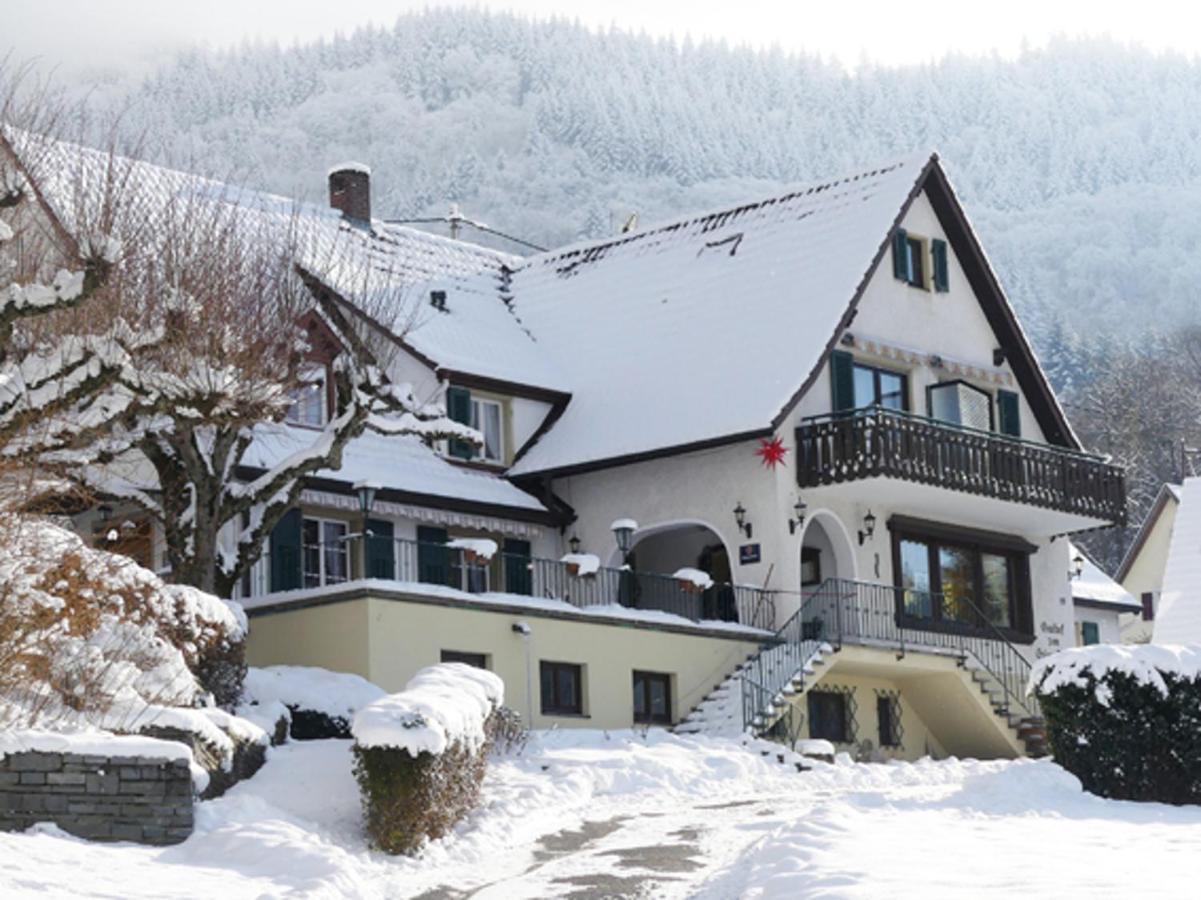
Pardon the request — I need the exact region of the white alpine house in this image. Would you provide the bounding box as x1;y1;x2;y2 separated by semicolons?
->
20;139;1128;761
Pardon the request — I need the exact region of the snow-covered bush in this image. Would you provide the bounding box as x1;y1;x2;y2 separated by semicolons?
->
0;513;247;728
241;665;385;740
1031;645;1201;804
350;663;503;854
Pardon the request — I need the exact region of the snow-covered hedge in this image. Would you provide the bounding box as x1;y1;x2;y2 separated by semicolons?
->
1031;644;1201;804
350;663;504;854
241;665;385;740
0;514;247;728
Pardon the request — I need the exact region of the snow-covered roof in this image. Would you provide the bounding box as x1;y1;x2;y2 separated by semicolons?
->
1153;477;1201;644
1070;543;1140;611
242;425;547;512
4;129;558;392
506;152;932;475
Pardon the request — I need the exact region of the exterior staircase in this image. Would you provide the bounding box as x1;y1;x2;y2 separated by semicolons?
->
676;578;1049;759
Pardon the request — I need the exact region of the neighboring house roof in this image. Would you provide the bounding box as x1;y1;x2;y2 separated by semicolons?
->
3;128;559;393
505;151;1079;477
241;427;549;519
1070;542;1141;612
1153;477;1201;643
1114;482;1183;583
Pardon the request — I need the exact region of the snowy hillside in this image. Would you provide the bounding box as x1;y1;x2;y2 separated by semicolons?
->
97;11;1201;362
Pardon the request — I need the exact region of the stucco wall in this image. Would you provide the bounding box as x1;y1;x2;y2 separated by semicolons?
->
247;593;763;730
1120;497;1177;643
246;597;372;679
1073;605;1124;645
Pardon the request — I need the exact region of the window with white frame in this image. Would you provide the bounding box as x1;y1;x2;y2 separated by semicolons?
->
301;517;348;588
286;365;327;428
471;398;503;463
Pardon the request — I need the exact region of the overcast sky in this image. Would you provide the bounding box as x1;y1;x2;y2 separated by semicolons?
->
6;0;1201;77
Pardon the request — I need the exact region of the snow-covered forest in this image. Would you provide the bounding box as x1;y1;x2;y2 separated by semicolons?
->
89;9;1201;366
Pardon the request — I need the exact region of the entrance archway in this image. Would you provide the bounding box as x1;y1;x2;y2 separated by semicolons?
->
799;509;857;596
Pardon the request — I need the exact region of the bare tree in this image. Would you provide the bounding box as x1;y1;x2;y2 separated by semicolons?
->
22;152;479;597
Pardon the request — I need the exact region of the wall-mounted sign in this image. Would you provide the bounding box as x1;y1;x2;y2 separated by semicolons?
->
739;543;761;565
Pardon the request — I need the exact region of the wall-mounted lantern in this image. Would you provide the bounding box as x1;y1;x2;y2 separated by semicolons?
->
568;534;582;554
858;509;877;546
734;503;753;539
1071;552;1085;580
788;498;807;535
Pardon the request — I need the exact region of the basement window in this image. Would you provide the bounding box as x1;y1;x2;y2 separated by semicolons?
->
807;690;851;744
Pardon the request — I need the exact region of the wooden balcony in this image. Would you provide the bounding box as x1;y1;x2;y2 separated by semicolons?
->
796;408;1126;525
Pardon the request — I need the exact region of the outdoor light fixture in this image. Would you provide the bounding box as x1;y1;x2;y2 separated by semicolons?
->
354;480;379;516
611;518;637;555
1071;552;1085;580
788;497;807;535
734;503;752;539
97;504;113;522
569;534;582;554
858;509;877;546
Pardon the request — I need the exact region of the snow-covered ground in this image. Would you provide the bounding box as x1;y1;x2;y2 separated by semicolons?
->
2;731;1200;899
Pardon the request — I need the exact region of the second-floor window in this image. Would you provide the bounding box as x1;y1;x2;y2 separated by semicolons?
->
853;362;908;411
471;398;503;463
447;386;504;463
302;517;348;588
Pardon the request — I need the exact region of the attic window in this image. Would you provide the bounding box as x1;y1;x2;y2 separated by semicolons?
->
892;230;950;292
430;290;448;311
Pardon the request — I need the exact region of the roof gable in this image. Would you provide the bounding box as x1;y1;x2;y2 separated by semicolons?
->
1153;477;1201;643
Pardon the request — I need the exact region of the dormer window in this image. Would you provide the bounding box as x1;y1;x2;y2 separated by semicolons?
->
286;365;327;427
446;385;504;464
892;229;950;293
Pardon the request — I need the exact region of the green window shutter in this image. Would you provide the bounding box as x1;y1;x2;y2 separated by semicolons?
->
365;518;395;580
1081;622;1100;646
446;386;474;460
997;390;1021;438
417;525;450;585
932;239;949;292
503;538;532;595
269;508;303;592
830;350;856;413
891;228;909;280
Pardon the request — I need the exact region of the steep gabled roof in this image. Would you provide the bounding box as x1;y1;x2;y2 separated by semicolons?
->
1114;482;1183;584
506;151;1077;477
1153;477;1201;643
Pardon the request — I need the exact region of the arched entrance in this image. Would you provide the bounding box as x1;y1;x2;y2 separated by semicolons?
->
618;521;739;622
799;510;857;596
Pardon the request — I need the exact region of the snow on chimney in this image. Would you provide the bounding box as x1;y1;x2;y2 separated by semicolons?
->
328;162;371;222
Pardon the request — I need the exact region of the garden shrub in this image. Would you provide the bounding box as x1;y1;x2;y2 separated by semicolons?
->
351;663;504;855
1032;645;1201;804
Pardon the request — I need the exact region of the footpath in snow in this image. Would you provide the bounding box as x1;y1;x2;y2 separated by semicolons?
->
2;730;1201;899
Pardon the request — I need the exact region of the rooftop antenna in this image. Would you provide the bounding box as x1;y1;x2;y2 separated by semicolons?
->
383;205;547;252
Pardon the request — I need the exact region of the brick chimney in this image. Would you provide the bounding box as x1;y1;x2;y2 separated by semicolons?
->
328;162;371;222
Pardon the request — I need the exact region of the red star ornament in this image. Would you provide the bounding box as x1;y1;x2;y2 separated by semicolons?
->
755;436;788;468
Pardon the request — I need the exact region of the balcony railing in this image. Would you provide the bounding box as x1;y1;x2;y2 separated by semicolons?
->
796;407;1126;523
741;577;1040;733
239;536;777;631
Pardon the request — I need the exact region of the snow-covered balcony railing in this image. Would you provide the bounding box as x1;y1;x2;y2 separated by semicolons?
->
796;408;1126;524
239;537;777;631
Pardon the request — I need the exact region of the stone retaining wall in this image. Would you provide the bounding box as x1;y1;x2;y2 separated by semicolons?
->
0;750;193;845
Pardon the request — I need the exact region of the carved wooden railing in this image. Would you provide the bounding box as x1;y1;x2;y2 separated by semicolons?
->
796;408;1126;524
